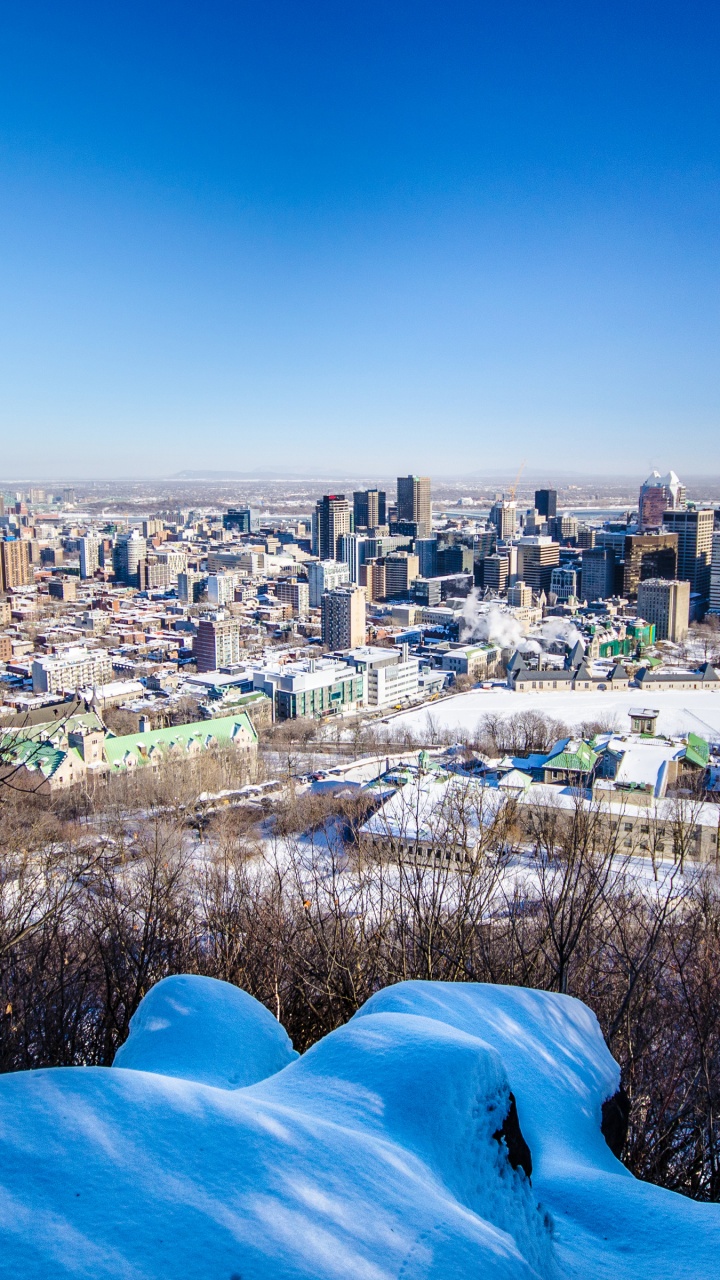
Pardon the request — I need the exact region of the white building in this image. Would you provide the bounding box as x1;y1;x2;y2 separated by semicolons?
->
344;645;420;708
308;559;350;608
79;534;100;580
33;647;113;695
710;531;720;616
207;573;237;607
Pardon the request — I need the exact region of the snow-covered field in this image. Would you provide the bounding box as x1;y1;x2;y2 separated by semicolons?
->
389;686;720;741
2;973;719;1279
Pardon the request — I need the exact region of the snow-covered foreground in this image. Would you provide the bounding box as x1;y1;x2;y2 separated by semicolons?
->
2;975;719;1280
389;685;720;740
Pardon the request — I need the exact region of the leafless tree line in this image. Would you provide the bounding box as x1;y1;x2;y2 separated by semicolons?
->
1;769;719;1202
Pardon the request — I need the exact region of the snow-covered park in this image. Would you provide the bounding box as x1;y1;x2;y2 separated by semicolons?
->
2;973;719;1279
388;685;720;741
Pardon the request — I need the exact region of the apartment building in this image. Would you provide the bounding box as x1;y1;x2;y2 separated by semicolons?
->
308;559;350;607
321;586;366;649
32;647;113;694
636;578;690;642
0;538;32;591
662;508;714;604
193;618;242;672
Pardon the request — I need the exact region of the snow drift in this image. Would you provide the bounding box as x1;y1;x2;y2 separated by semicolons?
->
1;976;719;1279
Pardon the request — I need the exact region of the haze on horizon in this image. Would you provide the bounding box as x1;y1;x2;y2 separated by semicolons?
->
0;1;718;479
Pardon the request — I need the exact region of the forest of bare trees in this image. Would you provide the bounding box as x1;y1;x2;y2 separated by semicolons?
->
1;746;719;1203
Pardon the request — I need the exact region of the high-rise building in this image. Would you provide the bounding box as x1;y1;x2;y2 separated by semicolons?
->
338;533;369;584
638;470;686;531
506;581;532;607
581;547;615;602
622;532;678;599
193;619;242;672
113;530;147;586
32;647;112;694
516;537;560;594
489;500;517;540
314;494;352;560
0;538;32;591
534;489;557;519
308;559;350;607
223;507;254;533
637;579;690;642
709;532;720;615
353;489;386;530
481;553;509;594
321;586;366;650
396;476;432;537
415;537;438;579
177;570;203;603
661;508;714;604
550;565;579;601
79;534;100;580
275;578;310;616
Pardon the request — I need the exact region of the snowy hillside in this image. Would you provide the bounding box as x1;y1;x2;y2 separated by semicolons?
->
1;975;719;1279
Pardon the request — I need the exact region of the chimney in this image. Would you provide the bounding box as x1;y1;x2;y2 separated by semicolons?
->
139;714;151;733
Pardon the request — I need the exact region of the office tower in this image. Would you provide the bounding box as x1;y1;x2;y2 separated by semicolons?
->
177;570;202;603
548;514;578;544
415;537;438;579
534;489;557;519
223;507;253;532
338;533;368;584
353;489;386;530
436;544;473;575
321;586;366;650
638;470;686;531
507;581;532;607
0;538;32;591
113;530;147;586
396;476;432;537
622;532;678;599
581;547;615;602
489;500;517;540
314;494;352;560
516;537;560;594
637;579;690;642
79;534;100;579
481;554;509;593
550;565;578;601
62;487;75;504
193;619;242;672
142;519;164;539
275;578;310;616
709;532;720;615
661;508;714;603
308;559;350;607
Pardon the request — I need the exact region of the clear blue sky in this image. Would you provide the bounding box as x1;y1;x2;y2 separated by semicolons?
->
0;1;718;479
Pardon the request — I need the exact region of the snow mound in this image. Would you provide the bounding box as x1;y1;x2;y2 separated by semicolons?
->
2;977;720;1279
112;973;297;1088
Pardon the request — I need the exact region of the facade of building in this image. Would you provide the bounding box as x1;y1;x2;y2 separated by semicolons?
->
636;578;690;642
638;470;686;531
353;489;386;530
321;586;366;649
709;531;720;616
79;534;100;579
32;647;113;694
662;508;714;604
314;494;352;560
275;578;310;616
253;659;364;719
344;645;420;708
308;558;350;607
396;475;432;537
113;531;147;587
581;546;615;602
550;565;578;601
534;489;557;519
516;537;560;594
489;500;517;540
506;580;531;607
193;619;242;672
622;532;678;599
441;644;501;681
0;538;32;591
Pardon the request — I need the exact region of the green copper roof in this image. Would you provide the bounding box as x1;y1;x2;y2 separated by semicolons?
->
685;733;710;769
545;741;599;774
104;713;257;769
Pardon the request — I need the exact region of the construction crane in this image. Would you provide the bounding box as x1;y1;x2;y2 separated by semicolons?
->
508;460;526;503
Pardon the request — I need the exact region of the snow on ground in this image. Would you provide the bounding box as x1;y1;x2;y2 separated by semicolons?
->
2;976;720;1279
388;686;720;741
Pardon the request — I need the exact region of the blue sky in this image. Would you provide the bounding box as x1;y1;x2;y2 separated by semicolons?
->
0;1;718;479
